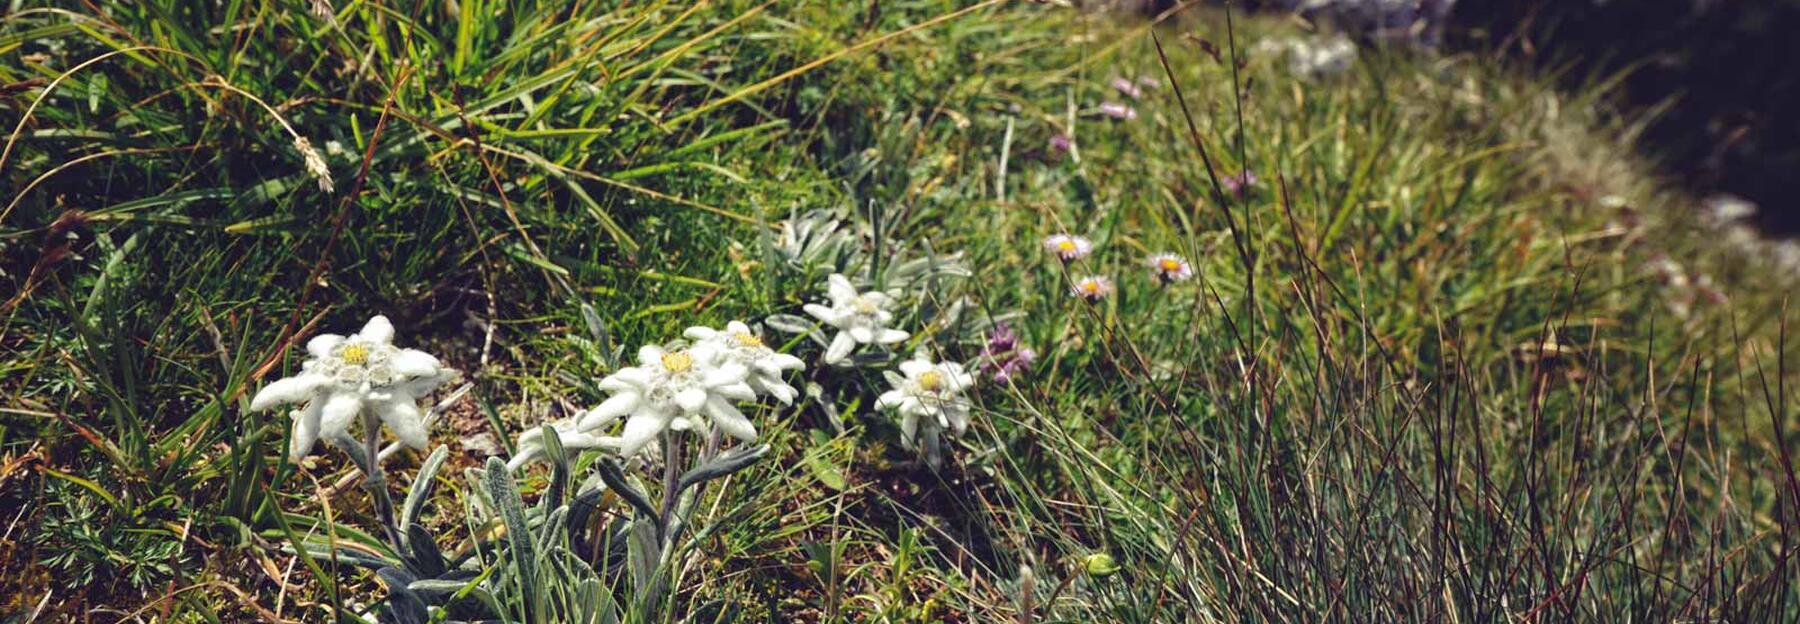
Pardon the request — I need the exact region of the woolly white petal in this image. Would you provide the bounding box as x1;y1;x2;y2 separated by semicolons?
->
397;370;452;398
899;411;920;449
505;448;542;472
288;400;325;461
599;367;652;392
726;320;752;334
614;410;672;458
766;352;805;371
637;344;666;366
705;397;757;442
824;332;856;365
674;387;709;412
683;326;719;341
877;390;907;409
944;405;970;436
716;382;756;402
803;303;838;324
252;373;329;412
306;334;344;359
760;380;797;405
376;397;429;449
847;325;875;344
943;364;975;392
317;391;363;441
875;329;910;345
826;274;857;305
699;360;743;385
582;392;639;430
390;349;441;377
898;359;933;377
358;315;395;345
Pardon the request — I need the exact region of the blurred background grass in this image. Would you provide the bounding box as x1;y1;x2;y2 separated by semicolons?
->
2;0;1798;621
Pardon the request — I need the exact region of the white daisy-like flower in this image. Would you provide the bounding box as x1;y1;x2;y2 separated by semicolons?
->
1146;252;1194;284
584;344;757;458
877;356;976;449
1071;275;1114;301
1041;234;1093;262
250;315;452;461
803;274;910;365
685;320;807;404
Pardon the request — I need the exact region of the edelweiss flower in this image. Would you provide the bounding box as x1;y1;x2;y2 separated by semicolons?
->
803;274;910;365
587;344;757;458
1042;234;1093;262
250;316;452;461
1147;252;1194;284
878;357;976;449
685;320;807;404
1071;275;1114;301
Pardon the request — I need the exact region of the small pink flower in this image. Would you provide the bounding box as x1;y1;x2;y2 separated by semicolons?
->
1221;169;1258;197
1042;234;1094;262
1071;275;1114;302
1098;102;1137;120
1049;133;1072;153
1111;77;1143;100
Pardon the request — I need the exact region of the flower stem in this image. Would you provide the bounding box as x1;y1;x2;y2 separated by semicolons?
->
658;431;683;537
362;412;402;548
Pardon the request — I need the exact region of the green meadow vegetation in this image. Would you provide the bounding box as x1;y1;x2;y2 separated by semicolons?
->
3;0;1798;621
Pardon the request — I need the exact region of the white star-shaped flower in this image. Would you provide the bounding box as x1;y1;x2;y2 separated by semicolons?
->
803;274;909;365
250;315;453;461
877;356;976;449
684;320;807;404
584;344;757;458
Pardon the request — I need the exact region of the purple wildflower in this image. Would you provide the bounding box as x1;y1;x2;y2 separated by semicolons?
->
980;322;1038;383
1221;169;1258;197
1049;133;1072;154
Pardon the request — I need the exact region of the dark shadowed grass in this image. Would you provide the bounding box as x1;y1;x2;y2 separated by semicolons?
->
3;1;1799;621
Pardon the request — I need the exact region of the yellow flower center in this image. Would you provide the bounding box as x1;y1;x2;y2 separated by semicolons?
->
919;370;944;392
854;297;880;314
1160;258;1182;271
1057;240;1077;253
340;344;369;365
732;332;764;348
1081;281;1100;294
661;351;694;373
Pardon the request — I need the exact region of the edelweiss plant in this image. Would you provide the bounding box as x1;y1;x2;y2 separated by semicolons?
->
590;344;759;457
497;322;806;618
685;321;807;404
879;354;976;467
805;273;910;365
250;315;453;460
